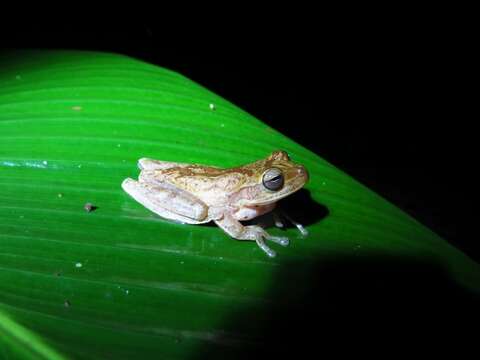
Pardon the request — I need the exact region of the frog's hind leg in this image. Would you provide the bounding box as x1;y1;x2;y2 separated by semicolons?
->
122;178;209;224
138;158;192;171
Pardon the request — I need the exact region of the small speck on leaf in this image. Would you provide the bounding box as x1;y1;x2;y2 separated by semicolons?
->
72;106;82;111
84;203;97;212
58;193;63;198
64;300;71;308
209;103;216;111
75;262;83;268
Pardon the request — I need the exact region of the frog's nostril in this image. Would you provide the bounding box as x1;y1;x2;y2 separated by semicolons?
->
297;166;309;181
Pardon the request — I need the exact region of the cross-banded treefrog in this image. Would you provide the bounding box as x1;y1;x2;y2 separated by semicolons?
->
122;150;309;257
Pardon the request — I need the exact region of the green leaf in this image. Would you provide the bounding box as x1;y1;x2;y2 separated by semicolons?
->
0;309;67;360
0;50;478;359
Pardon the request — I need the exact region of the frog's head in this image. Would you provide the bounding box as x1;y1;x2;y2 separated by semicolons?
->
233;150;309;207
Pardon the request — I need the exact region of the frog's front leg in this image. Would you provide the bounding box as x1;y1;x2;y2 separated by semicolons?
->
214;213;289;257
273;209;309;236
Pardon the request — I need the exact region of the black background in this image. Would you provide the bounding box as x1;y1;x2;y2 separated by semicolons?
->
1;15;478;356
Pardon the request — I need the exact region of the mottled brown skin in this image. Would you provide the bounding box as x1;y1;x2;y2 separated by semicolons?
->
144;150;307;208
122;150;309;257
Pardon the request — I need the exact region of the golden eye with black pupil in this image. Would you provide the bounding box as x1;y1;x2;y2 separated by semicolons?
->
262;168;284;191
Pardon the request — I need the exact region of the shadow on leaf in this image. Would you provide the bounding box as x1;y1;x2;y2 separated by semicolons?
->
193;252;479;359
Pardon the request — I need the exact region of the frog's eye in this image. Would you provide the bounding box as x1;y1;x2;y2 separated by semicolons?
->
262;168;284;191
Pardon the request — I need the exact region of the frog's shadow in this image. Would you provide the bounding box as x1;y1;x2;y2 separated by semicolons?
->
204;189;328;229
274;188;328;227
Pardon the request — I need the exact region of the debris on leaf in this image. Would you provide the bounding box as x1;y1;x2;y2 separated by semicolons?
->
84;203;97;212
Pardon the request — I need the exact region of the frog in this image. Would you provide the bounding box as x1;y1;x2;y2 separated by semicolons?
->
122;150;309;257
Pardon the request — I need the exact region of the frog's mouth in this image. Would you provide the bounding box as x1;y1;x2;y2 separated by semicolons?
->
257;184;305;206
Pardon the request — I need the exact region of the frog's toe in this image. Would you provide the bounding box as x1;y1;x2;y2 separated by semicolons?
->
273;212;285;228
255;237;277;257
268;236;289;247
296;224;309;237
264;247;277;258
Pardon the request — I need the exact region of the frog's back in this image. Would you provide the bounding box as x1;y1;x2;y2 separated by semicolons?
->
159;165;248;194
137;157;256;204
138;158;204;171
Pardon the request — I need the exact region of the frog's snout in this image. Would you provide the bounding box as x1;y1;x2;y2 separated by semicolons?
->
297;165;309;183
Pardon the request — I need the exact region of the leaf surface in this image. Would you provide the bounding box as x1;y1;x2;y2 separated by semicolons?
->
0;51;478;359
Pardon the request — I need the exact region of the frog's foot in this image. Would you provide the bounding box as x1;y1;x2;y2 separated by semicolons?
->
214;215;288;258
273;212;285;228
276;210;309;237
264;232;290;246
255;238;276;258
243;225;289;258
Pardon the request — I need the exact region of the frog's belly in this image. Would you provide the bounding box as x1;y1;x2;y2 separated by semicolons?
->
233;203;276;221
